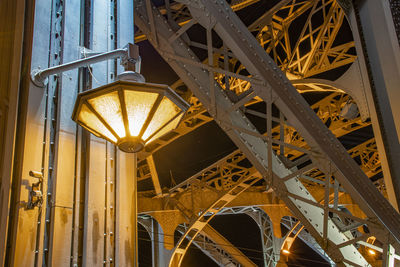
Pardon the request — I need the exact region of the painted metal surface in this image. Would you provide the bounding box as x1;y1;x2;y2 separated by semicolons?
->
116;152;136;266
148;218;173;267
1;0;137;266
115;0;136;266
0;0;25;265
7;0;53;265
2;0;400;266
82;1;111;265
48;0;81;265
200;0;399;244
352;0;400;210
134;0;400;265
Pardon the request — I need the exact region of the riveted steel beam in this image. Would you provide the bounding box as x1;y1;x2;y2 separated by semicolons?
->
194;0;400;243
134;0;400;266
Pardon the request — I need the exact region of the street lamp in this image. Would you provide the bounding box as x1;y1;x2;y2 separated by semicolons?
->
31;44;190;266
72;70;189;267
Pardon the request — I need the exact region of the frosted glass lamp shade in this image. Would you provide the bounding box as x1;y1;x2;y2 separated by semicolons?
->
72;80;189;153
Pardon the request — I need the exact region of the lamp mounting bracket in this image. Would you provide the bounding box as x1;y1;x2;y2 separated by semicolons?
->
31;43;140;87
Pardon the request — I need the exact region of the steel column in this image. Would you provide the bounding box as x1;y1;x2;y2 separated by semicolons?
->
351;0;400;210
150;219;173;267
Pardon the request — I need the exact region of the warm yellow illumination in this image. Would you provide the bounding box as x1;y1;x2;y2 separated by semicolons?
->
124;90;158;136
282;249;290;255
142;96;180;141
368;249;376;255
146;113;184;144
88;91;125;138
78;103;118;142
72;80;189;153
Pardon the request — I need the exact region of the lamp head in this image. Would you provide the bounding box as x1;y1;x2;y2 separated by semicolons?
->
72;78;189;153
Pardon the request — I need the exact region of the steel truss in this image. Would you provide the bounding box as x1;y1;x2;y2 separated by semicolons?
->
249;0;356;78
177;224;255;266
137;91;379;187
134;0;400;266
219;207;281;266
280;215;336;266
138;149;379;266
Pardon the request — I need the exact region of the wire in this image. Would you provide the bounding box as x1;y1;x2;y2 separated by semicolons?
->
137;228;263;253
82;49;101;86
87;65;101;86
137;236;331;266
136;229;331;265
138;236;270;263
170;147;238;172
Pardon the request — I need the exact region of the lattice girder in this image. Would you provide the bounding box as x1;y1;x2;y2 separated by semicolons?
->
134;0;400;266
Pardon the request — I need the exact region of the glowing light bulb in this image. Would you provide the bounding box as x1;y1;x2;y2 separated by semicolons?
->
368;249;376;255
282;249;290;255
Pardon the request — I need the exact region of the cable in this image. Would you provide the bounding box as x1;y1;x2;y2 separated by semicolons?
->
83;49;101;86
137;229;331;265
138;236;271;263
169;147;238;172
137;236;331;266
137;228;264;253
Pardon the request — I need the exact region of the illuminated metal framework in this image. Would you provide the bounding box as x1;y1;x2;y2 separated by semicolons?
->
250;0;356;78
219;207;282;266
2;0;399;266
132;0;400;266
389;0;400;42
176;224;256;266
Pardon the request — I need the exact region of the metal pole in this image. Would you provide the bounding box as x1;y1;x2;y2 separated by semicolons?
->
31;48;128;87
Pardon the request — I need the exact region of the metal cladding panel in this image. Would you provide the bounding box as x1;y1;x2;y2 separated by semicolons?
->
12;0;52;266
0;0;25;264
116;152;136;266
117;0;134;46
83;0;110;266
51;1;80;205
58;0;81;133
84;139;107;267
50;208;74;266
116;0;134;74
3;0;135;265
49;0;81;265
92;0;110;85
105;143;116;267
115;0;136;265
